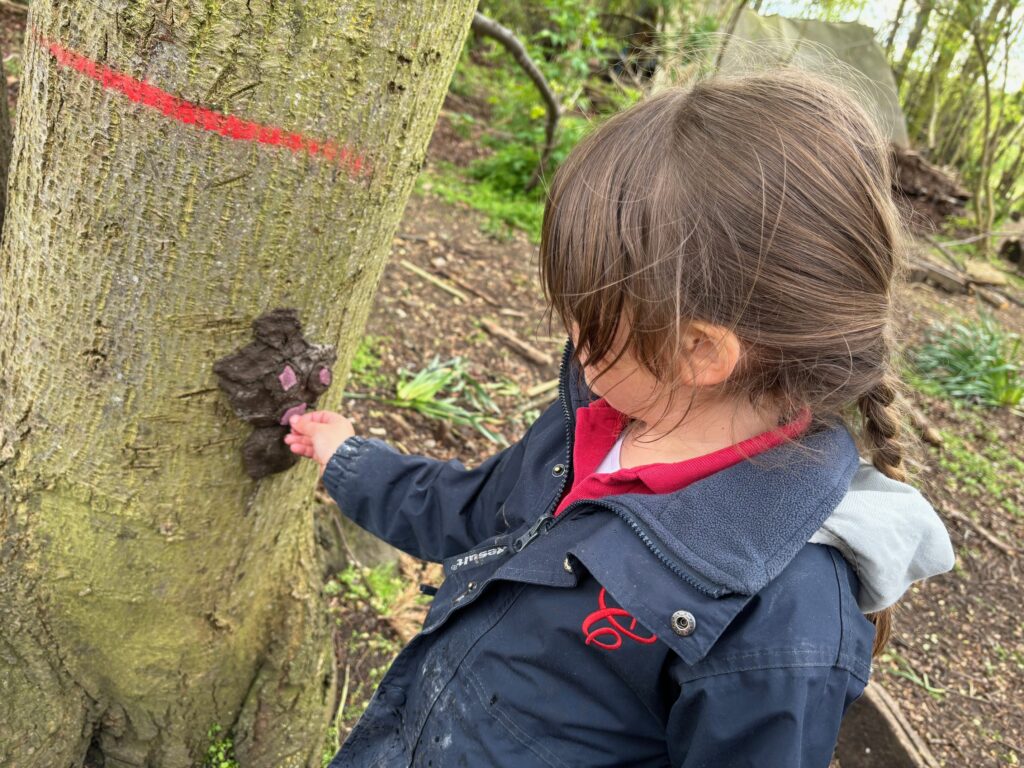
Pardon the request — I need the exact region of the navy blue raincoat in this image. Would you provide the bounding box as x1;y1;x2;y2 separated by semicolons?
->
323;344;875;767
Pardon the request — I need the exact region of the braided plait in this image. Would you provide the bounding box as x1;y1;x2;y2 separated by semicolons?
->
857;373;908;483
857;369;909;655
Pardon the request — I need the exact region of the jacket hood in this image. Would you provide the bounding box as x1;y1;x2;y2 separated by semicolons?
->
811;462;955;613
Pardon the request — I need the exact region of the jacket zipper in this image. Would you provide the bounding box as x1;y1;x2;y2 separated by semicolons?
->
511;340;726;598
512;341;574;552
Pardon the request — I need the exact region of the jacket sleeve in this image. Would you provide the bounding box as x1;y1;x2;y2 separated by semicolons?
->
320;422;537;563
666;664;864;768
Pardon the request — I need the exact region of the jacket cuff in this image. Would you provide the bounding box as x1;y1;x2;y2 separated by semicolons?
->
322;435;374;503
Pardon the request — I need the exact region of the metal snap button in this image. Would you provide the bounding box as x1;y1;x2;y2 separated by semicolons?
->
552;464;566;477
670;610;696;637
563;556;574;573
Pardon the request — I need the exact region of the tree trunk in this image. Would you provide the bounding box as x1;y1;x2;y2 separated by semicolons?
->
893;0;933;87
0;2;475;767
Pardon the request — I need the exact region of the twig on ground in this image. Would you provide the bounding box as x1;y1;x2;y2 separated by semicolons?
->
336;663;351;730
945;509;1019;556
921;233;966;271
480;319;553;366
399;259;468;303
0;1;28;14
525;378;559;398
440;270;499;305
516;391;558;415
975;287;1008;308
395;232;483;260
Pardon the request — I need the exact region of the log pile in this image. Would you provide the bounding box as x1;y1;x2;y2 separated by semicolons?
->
891;147;970;232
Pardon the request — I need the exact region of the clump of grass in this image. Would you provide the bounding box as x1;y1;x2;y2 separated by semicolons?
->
203;725;238;768
913;316;1023;407
347;356;508;445
325;562;407;616
417;164;545;242
347;335;388;390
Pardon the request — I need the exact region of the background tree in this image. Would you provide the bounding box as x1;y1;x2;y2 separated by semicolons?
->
0;1;476;766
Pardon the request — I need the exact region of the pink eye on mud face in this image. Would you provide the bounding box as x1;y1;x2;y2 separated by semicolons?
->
318;367;332;387
278;365;298;391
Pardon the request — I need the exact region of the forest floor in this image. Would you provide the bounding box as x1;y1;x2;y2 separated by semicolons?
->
3;8;1022;765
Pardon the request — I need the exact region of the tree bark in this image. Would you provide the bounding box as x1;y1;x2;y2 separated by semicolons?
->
0;1;475;766
0;41;11;235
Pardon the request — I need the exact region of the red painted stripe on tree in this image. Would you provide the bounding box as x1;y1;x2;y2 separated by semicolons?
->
39;32;371;177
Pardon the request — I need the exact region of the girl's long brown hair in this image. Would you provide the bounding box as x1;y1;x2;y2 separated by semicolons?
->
539;71;908;655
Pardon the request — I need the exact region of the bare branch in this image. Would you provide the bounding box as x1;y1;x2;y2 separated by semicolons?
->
471;11;560;192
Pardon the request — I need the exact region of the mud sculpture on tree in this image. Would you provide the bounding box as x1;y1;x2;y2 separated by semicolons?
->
214;309;337;479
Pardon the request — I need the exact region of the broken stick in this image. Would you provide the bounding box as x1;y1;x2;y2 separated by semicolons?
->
399;259;468;303
945;509;1018;557
480;319;553;366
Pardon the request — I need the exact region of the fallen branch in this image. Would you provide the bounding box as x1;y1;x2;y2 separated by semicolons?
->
975;287;1008;309
945;509;1019;556
440;270;499;306
921;233;966;271
471;11;560;192
0;1;28;14
480;319;553;366
524;378;559;398
398;259;468;303
395;232;483;260
908;258;969;294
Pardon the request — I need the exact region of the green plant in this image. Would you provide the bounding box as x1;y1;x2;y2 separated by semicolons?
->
913;316;1023;407
393;356;507;444
348;335;388;390
203;725;238;768
935;423;1024;517
322;724;340;767
348;355;508;444
326;562;407;615
417;164;546;242
880;650;946;702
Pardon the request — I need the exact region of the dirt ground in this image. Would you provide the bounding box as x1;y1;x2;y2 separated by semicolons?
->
3;9;1022;764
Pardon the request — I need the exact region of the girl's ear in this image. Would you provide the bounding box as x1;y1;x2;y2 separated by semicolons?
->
677;321;742;387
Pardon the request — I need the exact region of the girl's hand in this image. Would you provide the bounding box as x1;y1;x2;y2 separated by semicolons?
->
285;410;355;477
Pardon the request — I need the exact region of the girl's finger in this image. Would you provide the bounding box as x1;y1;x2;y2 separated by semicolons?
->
308;410;337;424
288;442;314;458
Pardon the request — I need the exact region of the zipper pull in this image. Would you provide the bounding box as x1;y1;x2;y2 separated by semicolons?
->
513;513;554;552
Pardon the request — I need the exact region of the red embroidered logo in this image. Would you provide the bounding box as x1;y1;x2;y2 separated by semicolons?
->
582;588;658;650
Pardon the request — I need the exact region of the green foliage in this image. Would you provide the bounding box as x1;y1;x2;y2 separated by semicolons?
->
879;649;946;702
203;725;238;768
468;116;593;197
321;725;340;767
936;422;1024;518
390;356;508;445
417;164;545;241
326;562;406;615
913;316;1023;407
348;334;388;390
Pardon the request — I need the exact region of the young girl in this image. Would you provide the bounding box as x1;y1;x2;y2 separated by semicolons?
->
288;71;954;767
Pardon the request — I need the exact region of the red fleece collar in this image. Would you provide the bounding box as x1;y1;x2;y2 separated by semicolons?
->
554;398;811;515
